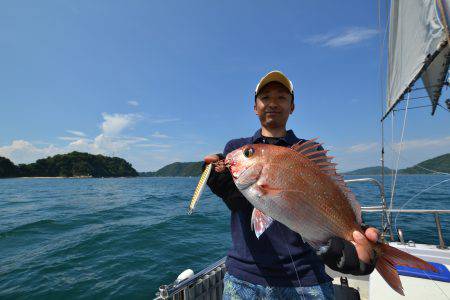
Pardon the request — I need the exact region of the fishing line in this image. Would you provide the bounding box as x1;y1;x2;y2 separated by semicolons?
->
276;223;306;300
417;264;450;300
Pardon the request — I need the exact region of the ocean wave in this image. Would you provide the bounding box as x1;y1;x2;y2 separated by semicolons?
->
0;219;59;238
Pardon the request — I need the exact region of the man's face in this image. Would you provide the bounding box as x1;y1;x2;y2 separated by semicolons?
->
254;81;294;129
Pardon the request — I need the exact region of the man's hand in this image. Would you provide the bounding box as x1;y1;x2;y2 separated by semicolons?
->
318;226;380;275
204;154;227;173
352;227;379;264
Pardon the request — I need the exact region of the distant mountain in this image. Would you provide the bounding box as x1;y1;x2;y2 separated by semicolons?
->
344;166;393;175
400;153;450;174
140;162;203;177
139;152;450;177
345;153;450;175
0;152;138;178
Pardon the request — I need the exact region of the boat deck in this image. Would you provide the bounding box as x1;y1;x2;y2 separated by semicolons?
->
327;242;450;300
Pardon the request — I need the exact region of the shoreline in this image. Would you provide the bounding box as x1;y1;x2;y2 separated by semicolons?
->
17;176;94;179
0;176;140;179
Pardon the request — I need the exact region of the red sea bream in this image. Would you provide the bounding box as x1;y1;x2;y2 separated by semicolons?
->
225;140;437;295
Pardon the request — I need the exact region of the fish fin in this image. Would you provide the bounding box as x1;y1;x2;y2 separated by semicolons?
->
251;208;273;239
291;138;320;153
376;243;438;296
375;255;404;296
379;243;437;272
293;139;362;224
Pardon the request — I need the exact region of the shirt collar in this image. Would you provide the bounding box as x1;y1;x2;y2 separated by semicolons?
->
251;129;299;145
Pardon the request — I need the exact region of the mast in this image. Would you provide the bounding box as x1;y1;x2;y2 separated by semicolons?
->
378;0;392;241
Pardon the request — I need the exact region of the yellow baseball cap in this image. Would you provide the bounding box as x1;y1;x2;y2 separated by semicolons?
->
255;70;294;97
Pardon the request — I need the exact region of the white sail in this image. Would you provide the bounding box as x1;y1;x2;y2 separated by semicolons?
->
421;45;450;114
387;0;449;115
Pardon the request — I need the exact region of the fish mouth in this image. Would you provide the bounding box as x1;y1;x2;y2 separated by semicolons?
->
228;160;263;189
232;167;255;189
225;157;238;178
230;165;248;179
225;153;253;182
227;159;250;180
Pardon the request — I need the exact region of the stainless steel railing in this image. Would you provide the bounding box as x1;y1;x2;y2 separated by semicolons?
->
345;177;449;248
155;257;226;300
361;207;450;249
345;178;394;241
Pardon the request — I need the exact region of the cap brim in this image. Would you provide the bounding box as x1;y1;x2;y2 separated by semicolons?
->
255;71;293;95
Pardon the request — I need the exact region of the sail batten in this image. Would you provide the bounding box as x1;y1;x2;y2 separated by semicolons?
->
385;0;450;119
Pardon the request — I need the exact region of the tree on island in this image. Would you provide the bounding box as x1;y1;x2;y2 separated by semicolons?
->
0;157;19;178
0;152;138;178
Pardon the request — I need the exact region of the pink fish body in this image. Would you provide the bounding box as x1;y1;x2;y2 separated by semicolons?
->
225;140;436;295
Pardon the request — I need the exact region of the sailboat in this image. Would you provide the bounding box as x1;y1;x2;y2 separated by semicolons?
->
155;1;450;299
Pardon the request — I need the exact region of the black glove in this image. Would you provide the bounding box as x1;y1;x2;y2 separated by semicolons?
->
317;235;377;276
203;154;250;211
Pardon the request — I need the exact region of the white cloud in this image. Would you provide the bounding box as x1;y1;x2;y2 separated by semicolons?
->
150;117;180;124
345;142;378;153
58;136;80;141
0;111;150;164
127;100;139;106
151;131;169;139
101;113;140;136
393;136;450;151
136;143;172;148
306;27;378;48
67;138;99;153
0;140;63;163
66;130;86;137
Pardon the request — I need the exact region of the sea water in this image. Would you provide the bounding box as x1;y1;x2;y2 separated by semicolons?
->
0;175;449;299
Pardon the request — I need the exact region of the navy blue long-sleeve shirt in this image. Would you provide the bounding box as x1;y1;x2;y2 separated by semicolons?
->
207;129;332;287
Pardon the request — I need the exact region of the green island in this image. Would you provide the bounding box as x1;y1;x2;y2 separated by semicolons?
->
140;152;450;177
2;152;448;178
344;166;393;175
344;153;450;175
0;152;138;178
399;153;450;174
140;162;203;177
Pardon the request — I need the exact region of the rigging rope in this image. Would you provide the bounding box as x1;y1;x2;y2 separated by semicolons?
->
389;92;411;213
394;178;450;234
385;144;450;176
390;110;395;223
389;93;450;299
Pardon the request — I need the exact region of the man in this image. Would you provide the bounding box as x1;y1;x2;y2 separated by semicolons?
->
205;71;379;299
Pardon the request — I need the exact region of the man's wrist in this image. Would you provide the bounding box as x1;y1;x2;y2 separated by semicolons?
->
317;236;377;276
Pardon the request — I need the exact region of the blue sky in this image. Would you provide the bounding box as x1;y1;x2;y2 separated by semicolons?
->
1;1;449;172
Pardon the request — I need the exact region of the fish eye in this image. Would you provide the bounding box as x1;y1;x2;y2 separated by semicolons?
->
243;147;254;158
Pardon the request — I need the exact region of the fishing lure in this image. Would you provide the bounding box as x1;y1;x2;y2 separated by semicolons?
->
187;163;212;214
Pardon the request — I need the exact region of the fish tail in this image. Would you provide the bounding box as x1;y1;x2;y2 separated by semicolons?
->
375;243;437;296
